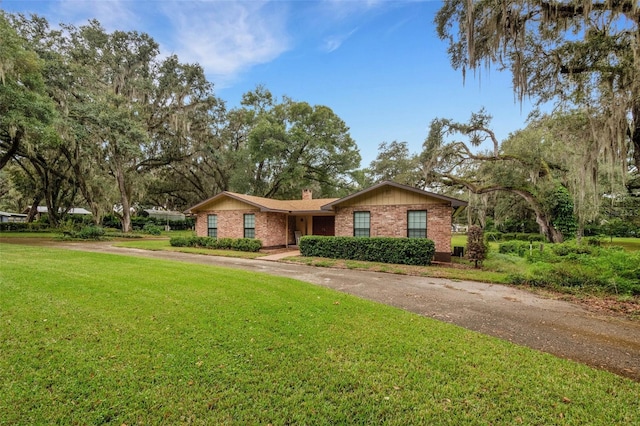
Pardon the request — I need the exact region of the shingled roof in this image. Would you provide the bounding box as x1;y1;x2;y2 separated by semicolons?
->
187;191;339;214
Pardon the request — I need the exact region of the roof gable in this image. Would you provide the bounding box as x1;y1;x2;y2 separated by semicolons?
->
322;181;467;210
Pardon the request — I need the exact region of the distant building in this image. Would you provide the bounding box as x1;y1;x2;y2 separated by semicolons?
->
21;206;92;221
0;211;28;223
143;209;186;222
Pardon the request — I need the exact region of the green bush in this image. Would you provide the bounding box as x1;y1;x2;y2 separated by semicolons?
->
216;238;234;250
169;236;262;252
169;236;190;247
498;241;532;257
231;238;263;252
299;236;435;266
76;226;106;240
551;241;595;257
143;223;162;235
484;231;504;242
466;225;488;267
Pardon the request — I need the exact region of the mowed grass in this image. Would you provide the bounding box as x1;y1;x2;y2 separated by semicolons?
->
1;244;639;425
112;238;266;259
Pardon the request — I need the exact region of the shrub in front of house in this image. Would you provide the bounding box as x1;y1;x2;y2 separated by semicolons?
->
299;236;435;266
169;236;262;252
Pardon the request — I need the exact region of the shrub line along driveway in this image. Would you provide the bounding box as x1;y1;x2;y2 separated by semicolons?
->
5;239;640;382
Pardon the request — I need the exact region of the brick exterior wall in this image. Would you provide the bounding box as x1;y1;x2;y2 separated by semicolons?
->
195;210;288;247
334;204;452;261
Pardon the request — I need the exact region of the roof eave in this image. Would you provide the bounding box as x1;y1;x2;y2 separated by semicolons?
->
187;191;275;213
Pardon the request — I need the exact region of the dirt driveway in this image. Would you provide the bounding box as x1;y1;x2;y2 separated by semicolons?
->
4;239;640;381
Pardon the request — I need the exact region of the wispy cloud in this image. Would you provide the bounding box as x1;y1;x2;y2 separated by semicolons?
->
322;28;358;53
38;0;292;88
320;0;384;20
312;0;388;53
160;1;291;87
55;0;140;30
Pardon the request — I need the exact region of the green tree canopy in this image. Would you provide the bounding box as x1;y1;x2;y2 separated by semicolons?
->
0;12;55;171
366;141;424;188
235;87;361;199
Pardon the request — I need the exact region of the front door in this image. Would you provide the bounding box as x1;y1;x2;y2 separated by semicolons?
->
312;216;335;236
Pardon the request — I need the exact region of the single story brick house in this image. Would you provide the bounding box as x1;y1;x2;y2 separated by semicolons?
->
187;181;467;262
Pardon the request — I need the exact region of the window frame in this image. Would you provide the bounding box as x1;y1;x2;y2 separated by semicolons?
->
207;214;218;238
243;213;255;239
407;210;427;238
353;211;370;237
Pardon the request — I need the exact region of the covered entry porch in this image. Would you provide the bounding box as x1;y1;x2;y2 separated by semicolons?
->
286;214;335;247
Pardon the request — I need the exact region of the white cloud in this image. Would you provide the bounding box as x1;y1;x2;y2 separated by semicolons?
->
160;1;291;87
322;28;358;53
320;0;384;20
312;0;390;53
55;0;140;30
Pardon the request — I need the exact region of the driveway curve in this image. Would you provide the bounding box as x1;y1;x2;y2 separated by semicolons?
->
4;239;639;381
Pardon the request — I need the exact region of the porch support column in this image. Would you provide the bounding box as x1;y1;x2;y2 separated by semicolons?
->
285;213;289;248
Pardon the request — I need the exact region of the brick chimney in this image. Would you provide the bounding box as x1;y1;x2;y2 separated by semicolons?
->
302;189;312;200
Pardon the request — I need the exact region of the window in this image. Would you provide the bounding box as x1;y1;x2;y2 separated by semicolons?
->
244;214;255;238
207;214;217;238
407;210;427;238
353;211;370;237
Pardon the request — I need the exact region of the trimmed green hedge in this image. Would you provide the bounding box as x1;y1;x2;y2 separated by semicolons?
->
0;222;50;232
169;236;262;252
299;236;435;266
485;232;546;242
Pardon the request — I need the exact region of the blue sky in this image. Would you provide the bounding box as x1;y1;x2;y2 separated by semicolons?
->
2;0;537;166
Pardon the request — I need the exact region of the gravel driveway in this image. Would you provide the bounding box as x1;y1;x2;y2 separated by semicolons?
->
4;239;639;382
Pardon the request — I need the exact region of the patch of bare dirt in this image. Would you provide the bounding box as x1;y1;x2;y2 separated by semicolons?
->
572;296;640;319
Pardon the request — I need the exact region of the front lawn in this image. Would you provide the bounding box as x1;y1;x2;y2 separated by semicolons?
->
1;244;638;424
113;239;266;259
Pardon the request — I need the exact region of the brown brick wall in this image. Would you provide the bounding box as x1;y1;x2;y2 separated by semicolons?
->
334;203;452;256
257;212;287;247
195;210;288;247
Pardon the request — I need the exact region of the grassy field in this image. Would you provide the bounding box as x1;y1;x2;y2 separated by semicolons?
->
1;243;639;424
453;234;640;252
601;237;640;251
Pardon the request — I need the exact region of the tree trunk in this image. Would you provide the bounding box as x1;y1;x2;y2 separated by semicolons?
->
0;130;23;171
534;213;564;243
115;166;132;233
64;145;103;226
632;102;640;173
513;189;564;243
26;194;42;223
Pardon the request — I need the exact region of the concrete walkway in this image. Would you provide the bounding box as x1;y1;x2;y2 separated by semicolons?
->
260;249;301;261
